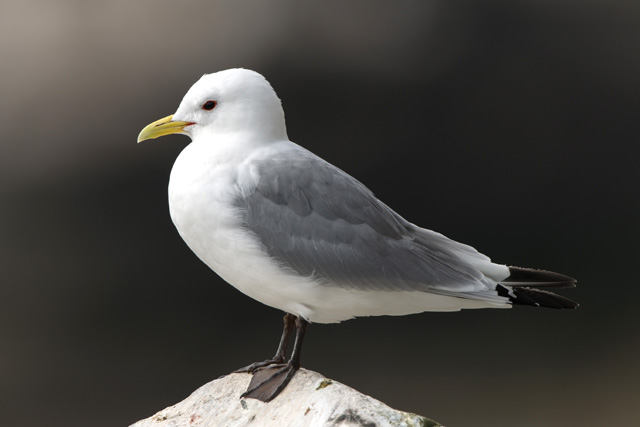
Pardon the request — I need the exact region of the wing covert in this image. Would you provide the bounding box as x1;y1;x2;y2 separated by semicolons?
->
234;147;492;294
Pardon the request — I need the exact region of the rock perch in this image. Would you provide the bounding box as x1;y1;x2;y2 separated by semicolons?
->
130;369;440;427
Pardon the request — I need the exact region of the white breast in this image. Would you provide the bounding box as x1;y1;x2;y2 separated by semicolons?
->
168;137;326;319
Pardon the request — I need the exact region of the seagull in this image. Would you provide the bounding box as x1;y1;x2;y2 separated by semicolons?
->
137;68;577;402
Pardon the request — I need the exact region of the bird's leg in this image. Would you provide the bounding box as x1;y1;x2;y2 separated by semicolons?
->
241;316;309;402
233;313;296;373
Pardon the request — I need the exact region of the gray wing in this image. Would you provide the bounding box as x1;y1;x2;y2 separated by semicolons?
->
234;147;494;295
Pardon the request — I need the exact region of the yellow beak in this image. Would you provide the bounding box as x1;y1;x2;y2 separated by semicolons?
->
137;115;195;143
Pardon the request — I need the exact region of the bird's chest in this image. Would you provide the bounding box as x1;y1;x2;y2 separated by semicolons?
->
166;143;267;283
165;141;320;318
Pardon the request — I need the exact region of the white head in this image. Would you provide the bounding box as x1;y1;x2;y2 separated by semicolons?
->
138;69;288;143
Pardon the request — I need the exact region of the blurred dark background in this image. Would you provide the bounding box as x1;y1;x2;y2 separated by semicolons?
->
1;1;638;426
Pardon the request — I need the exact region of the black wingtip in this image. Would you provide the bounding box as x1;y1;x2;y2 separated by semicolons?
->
497;284;579;309
498;267;578;309
503;266;577;289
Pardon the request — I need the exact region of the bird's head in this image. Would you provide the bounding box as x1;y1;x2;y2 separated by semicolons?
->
137;68;287;143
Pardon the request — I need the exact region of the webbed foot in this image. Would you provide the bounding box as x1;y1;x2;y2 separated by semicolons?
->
241;362;300;402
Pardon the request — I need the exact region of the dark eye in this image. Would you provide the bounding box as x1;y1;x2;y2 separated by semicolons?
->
202;100;217;111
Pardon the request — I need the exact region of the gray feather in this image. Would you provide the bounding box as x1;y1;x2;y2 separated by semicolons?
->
234;147;492;295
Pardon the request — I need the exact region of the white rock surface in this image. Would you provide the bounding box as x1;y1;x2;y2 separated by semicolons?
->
130;369;440;427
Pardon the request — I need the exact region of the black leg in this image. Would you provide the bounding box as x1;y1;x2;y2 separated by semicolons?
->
241;316;309;402
288;316;308;367
233;313;296;373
